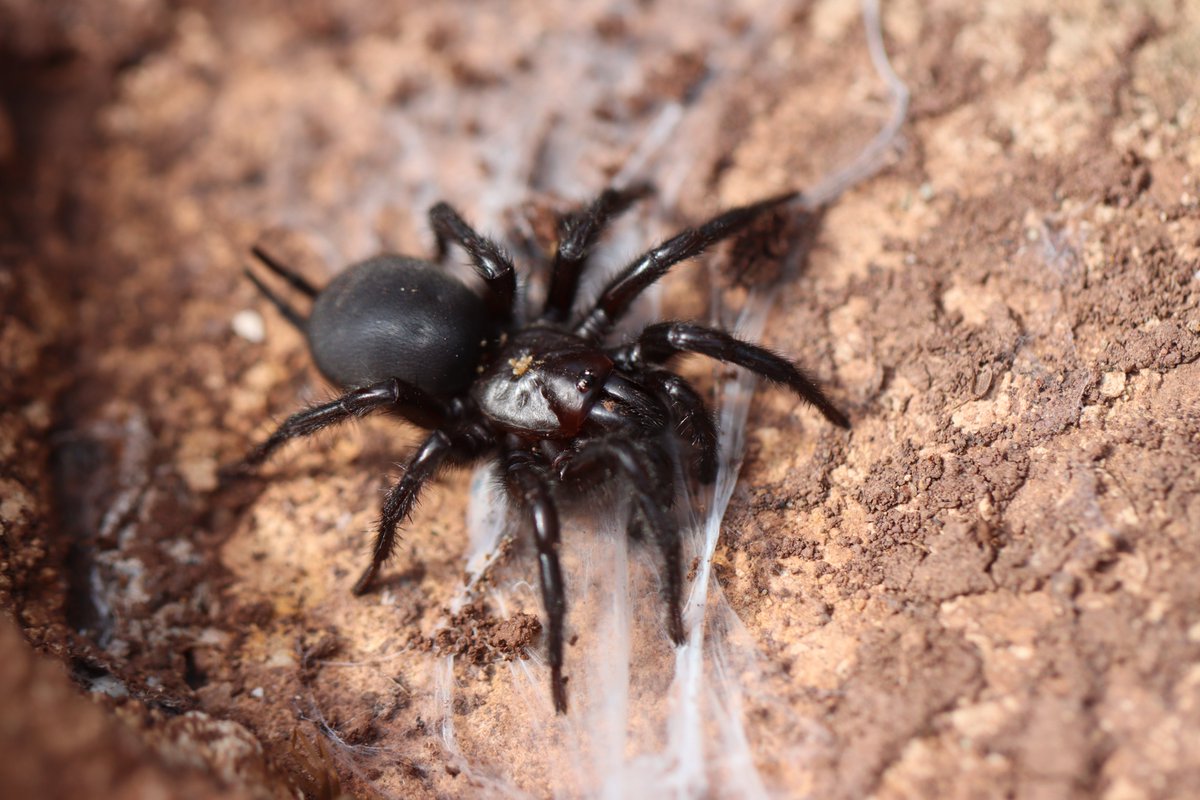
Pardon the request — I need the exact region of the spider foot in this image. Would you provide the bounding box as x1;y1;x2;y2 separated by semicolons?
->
551;667;569;714
668;606;685;646
351;563;379;596
216;458;259;487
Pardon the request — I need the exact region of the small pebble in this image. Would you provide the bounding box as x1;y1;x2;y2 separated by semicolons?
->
1099;371;1126;399
232;309;265;343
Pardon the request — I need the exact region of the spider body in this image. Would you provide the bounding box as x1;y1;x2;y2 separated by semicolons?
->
472;326;619;437
305;255;496;395
237;185;849;713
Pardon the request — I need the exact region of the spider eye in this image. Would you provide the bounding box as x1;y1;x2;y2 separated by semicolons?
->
576;371;596;392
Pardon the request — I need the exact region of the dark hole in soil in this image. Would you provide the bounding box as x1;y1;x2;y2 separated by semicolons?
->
183;648;208;690
51;432;113;642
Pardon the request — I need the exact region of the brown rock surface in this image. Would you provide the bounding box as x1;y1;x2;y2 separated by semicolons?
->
2;0;1198;798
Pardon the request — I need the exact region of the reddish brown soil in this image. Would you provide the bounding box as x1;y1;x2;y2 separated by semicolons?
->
2;1;1198;798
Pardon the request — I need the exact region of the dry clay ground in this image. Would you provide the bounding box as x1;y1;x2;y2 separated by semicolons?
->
2;0;1199;798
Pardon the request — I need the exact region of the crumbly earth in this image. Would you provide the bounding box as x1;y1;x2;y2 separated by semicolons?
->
1;0;1198;798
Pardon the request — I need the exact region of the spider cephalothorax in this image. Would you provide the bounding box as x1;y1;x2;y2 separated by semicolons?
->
235;184;848;712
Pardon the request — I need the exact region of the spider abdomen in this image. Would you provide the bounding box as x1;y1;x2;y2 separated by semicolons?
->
307;255;493;396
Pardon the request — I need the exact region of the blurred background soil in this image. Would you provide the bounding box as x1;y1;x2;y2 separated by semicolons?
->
1;0;1198;798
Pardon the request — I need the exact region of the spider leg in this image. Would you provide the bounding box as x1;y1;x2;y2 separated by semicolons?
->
353;429;461;595
504;451;569;713
613;322;850;428
428;202;516;321
573;191;800;340
228;378;447;477
560;439;686;644
645;369;719;483
542;182;654;322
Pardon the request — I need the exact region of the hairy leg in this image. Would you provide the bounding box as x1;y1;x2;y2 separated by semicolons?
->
353;430;455;595
573;191;799;340
612;321;850;428
644;369;719;483
428;202;517;321
560;438;685;644
228;378;447;477
504;451;570;712
543;183;653;322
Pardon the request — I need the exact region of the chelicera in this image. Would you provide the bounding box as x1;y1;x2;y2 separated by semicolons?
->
234;184;849;713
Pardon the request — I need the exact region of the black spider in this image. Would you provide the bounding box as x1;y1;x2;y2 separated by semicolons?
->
234;184;848;713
